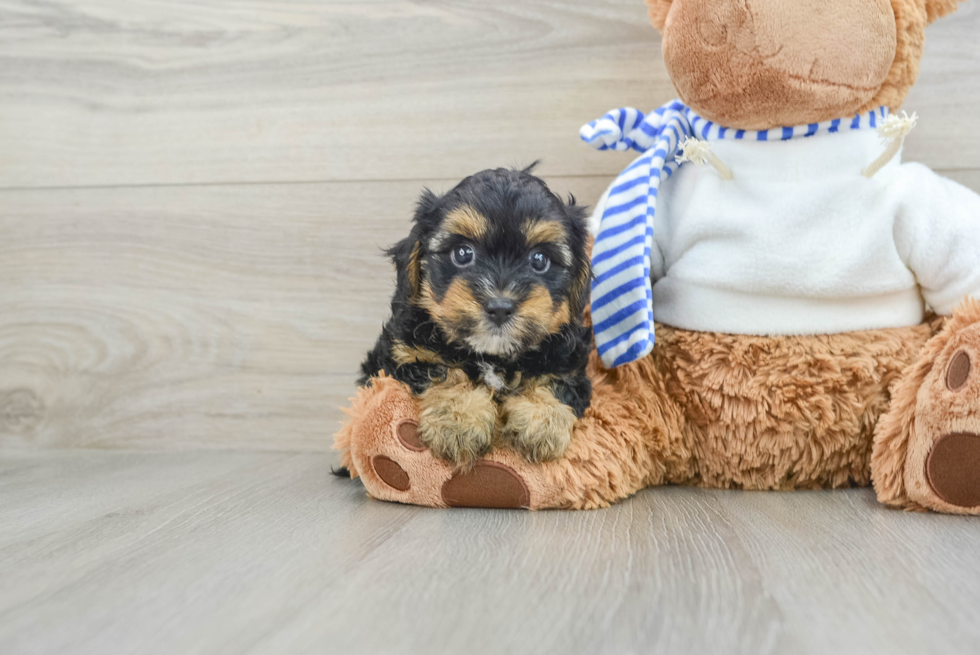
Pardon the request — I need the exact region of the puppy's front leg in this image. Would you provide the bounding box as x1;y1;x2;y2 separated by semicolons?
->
500;378;578;462
417;370;496;469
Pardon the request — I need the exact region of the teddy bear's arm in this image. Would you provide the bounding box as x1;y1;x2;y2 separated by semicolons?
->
893;163;980;315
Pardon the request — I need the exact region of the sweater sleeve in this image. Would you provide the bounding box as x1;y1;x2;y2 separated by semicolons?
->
893;163;980;315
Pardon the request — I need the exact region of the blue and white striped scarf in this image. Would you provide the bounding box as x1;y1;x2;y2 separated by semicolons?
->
581;99;890;368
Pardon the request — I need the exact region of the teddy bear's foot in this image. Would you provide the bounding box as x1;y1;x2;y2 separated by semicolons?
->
914;335;980;511
335;374;566;509
873;300;980;514
336;349;675;510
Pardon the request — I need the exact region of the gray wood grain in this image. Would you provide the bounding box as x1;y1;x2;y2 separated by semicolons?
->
0;176;613;451
2;3;980;654
2;451;980;655
1;0;978;452
0;0;976;189
2;171;979;452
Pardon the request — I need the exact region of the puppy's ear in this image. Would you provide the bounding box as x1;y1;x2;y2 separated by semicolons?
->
562;197;593;319
923;0;964;23
645;0;674;32
520;160;541;176
387;230;424;303
387;188;442;302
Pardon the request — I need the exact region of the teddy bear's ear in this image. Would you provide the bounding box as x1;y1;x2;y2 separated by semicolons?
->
645;0;674;32
923;0;966;22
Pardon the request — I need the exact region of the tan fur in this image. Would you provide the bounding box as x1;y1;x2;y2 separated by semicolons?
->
873;301;980;513
391;341;445;366
661;0;897;129
547;300;571;335
417;369;497;469
866;1;965;113
522;219;567;245
568;235;594;317
649;0;965;129
422;270;568;354
657;322;937;490
335;374;453;507
518;286;568;336
862;0;929;115
645;0;672;31
924;0;966;22
500;379;577;462
870;317;950;510
441;205;489;241
406;242;423;299
523;219;572;267
421;278;482;343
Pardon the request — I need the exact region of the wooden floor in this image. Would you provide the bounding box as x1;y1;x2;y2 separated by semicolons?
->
2;1;980;653
3;451;980;655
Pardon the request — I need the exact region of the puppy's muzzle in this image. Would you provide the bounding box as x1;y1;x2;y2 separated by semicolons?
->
484;297;516;327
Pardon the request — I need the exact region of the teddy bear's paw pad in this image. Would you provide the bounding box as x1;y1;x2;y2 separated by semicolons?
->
395;419;426;451
372;455;412;491
348;406;457;507
441;462;531;509
947;350;972;391
926;432;980;508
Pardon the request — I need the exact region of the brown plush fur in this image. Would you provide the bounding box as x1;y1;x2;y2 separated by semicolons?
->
873;300;980;513
335;0;979;513
646;0;959;129
338;318;947;509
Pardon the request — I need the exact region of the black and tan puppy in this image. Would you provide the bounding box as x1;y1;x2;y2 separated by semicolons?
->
359;166;593;468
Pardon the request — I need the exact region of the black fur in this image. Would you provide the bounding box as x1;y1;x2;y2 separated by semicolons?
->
360;167;593;419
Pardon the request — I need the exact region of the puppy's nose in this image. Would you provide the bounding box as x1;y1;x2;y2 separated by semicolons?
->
484;298;516;327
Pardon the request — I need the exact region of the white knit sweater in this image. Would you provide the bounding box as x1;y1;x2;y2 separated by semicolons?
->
590;129;980;336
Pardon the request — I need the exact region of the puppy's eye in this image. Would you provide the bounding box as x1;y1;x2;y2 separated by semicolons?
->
451;244;475;268
529;250;551;274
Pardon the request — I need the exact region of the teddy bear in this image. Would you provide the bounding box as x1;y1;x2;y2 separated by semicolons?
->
335;0;980;514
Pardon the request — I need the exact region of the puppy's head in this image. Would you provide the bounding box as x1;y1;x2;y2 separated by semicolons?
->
390;167;590;358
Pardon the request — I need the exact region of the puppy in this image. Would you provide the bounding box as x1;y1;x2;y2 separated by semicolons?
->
359;166;593;468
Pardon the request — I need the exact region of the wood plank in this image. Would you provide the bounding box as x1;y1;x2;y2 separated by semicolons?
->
2;170;978;452
3;451;980;654
0;0;976;189
0;176;613;451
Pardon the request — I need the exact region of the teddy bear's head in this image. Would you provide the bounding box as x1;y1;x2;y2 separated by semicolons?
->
646;0;965;130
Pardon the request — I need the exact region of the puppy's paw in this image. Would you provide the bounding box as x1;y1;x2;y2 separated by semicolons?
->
501;386;576;462
417;381;496;469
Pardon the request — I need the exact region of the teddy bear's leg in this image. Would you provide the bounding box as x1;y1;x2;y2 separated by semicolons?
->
334;347;688;510
872;300;980;514
643;323;936;491
335;374;459;508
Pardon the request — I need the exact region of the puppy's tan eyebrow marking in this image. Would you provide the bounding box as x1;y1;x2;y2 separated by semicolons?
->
522;219;571;266
445;206;489;240
522;219;568;247
430;205;489;252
